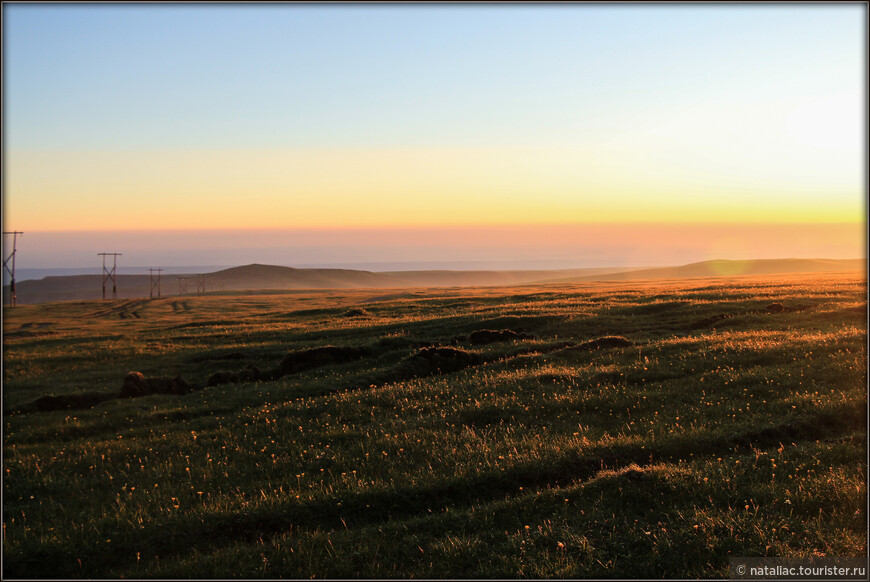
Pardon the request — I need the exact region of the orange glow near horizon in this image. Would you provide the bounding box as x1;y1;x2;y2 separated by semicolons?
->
10;222;865;271
5;147;865;232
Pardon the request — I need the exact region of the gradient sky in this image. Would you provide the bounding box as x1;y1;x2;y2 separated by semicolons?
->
2;3;866;268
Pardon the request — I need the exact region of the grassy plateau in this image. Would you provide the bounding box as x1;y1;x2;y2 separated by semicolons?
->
2;272;867;578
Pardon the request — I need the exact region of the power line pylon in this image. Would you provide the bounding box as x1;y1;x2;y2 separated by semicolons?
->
177;276;189;296
3;231;23;307
148;268;164;299
98;253;122;300
197;274;212;295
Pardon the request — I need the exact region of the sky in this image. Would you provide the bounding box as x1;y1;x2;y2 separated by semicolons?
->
2;3;867;270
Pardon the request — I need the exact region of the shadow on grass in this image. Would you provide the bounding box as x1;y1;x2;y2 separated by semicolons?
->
6;403;863;579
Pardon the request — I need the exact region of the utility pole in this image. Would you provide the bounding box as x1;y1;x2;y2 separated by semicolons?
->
148;268;164;299
98;253;122;300
3;231;23;307
196;274;211;295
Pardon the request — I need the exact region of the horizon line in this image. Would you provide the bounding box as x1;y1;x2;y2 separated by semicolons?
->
8;220;868;234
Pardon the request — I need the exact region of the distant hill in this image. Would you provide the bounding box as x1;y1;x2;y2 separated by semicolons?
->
2;264;640;304
210;264;410;290
381;267;637;287
539;258;866;283
2;258;864;305
210;264;644;290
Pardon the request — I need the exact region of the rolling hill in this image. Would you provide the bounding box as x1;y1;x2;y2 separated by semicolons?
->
210;264;409;289
538;258;866;283
2;258;864;305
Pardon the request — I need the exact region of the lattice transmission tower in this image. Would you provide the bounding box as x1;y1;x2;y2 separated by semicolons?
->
3;231;23;307
98;253;122;300
148;268;164;299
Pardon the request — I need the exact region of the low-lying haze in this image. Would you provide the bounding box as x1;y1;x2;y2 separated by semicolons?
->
5;222;864;276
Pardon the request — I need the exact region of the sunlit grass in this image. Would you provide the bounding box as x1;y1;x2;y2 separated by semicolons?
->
2;273;866;577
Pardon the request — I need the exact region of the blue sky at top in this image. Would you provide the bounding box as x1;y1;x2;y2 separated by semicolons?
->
5;3;863;151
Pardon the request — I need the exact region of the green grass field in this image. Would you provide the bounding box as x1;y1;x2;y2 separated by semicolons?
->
2;273;866;578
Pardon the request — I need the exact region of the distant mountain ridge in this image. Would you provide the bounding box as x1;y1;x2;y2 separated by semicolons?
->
211;264;411;289
539;258;866;283
3;258;864;305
